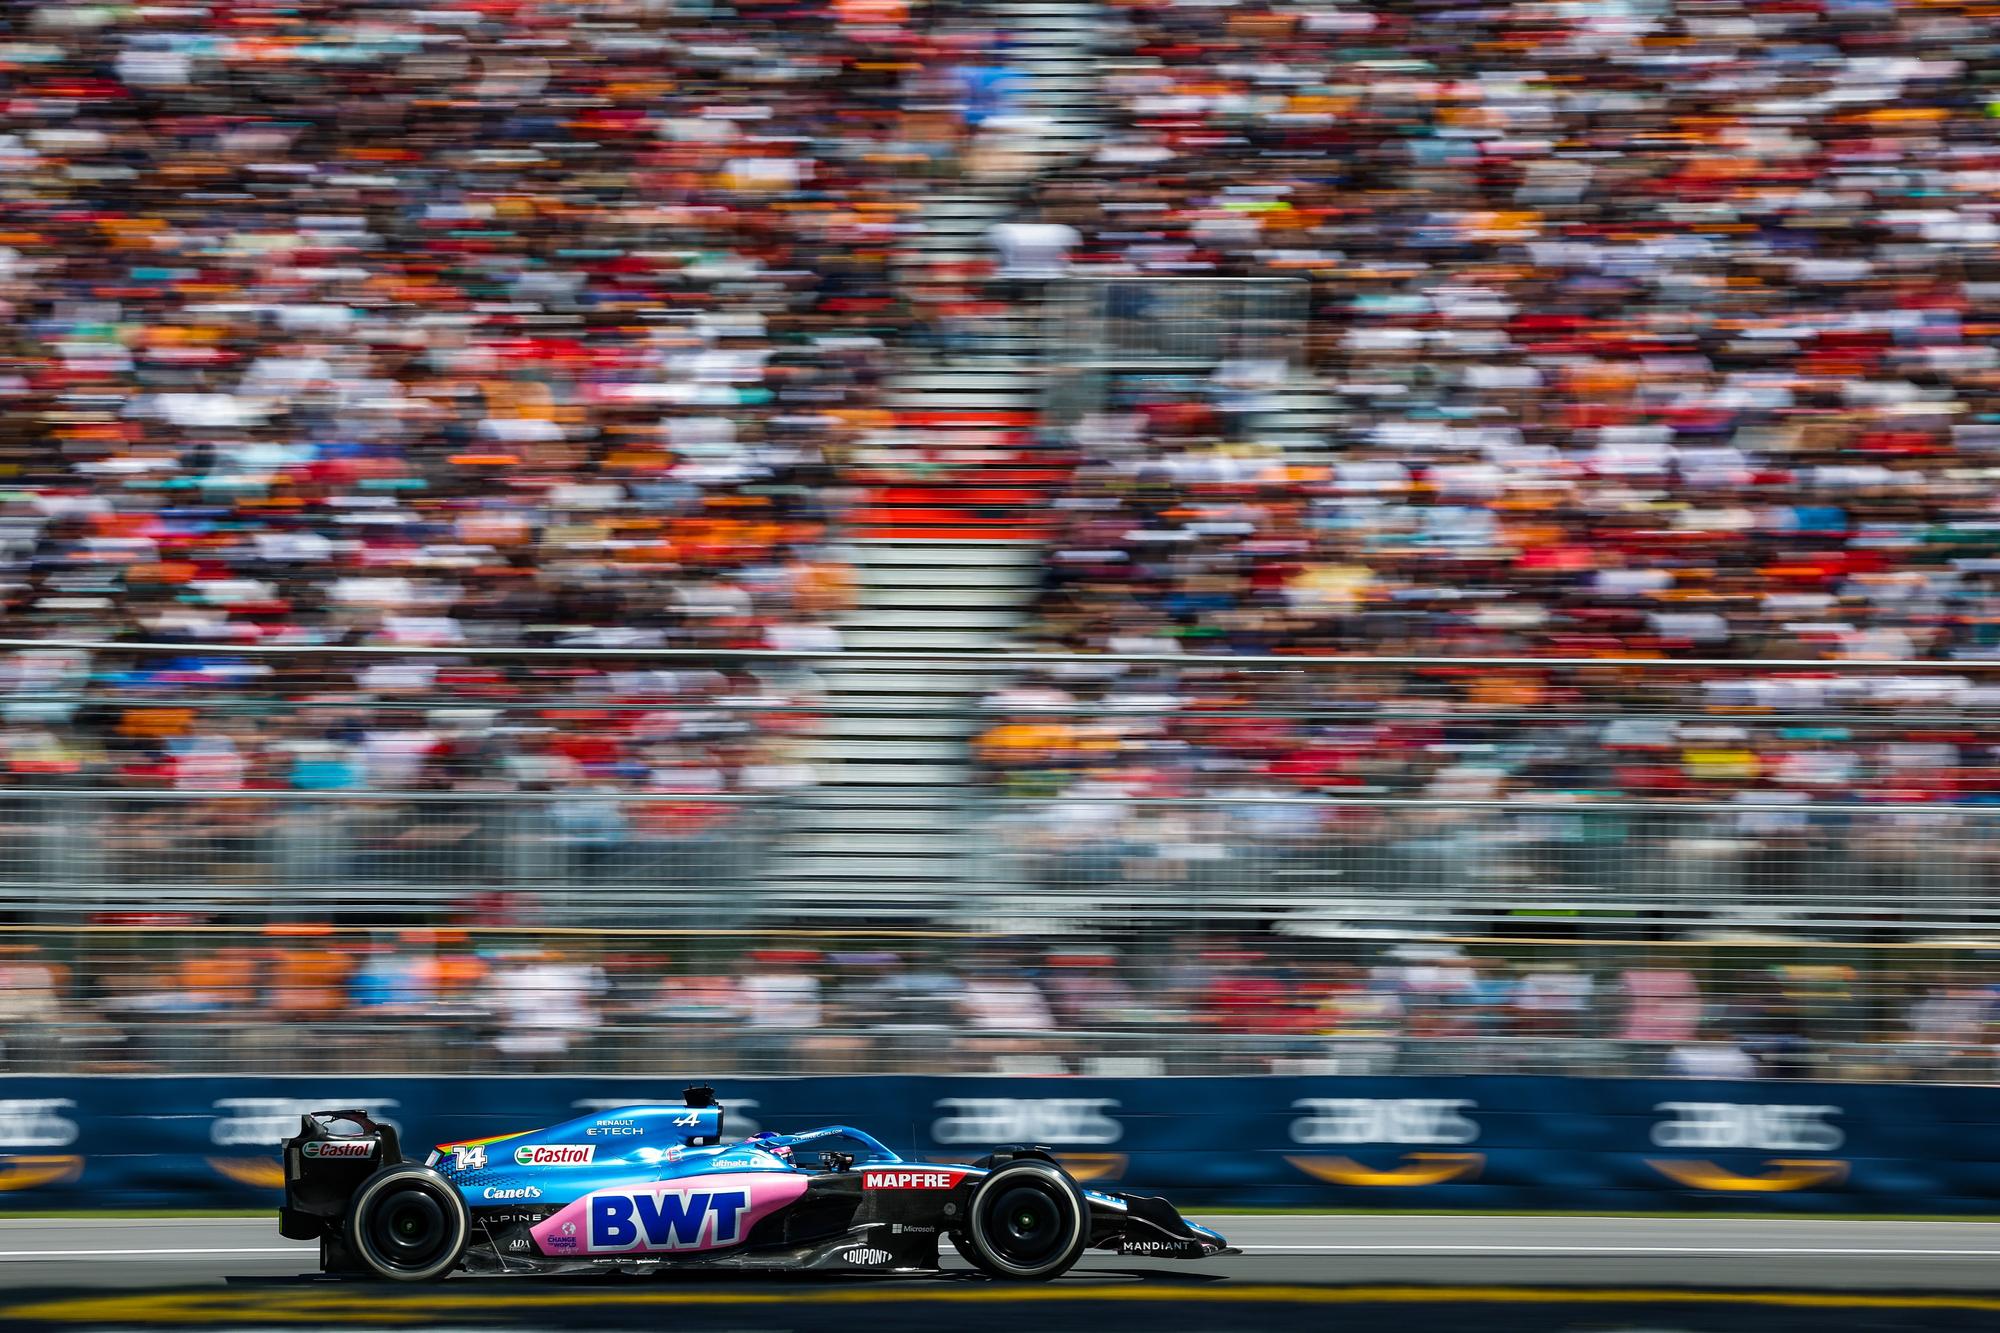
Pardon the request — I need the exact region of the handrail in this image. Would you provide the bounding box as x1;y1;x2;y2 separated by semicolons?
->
0;787;1992;816
2;637;1998;671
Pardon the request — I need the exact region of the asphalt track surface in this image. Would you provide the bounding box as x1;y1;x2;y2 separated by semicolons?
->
5;1216;2000;1329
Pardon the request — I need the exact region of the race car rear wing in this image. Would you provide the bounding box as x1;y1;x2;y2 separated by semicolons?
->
278;1108;403;1241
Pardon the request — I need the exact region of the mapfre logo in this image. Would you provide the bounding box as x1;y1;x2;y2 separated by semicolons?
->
211;1099;400;1147
1650;1103;1843;1153
1289;1099;1480;1146
1285;1099;1483;1189
0;1099;78;1148
863;1170;967;1190
931;1099;1121;1145
1646;1103;1848;1194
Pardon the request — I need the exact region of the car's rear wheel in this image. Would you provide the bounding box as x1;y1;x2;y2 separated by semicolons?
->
345;1164;469;1282
954;1161;1088;1281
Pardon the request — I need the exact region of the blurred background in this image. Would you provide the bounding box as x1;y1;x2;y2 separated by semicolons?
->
0;0;1997;1090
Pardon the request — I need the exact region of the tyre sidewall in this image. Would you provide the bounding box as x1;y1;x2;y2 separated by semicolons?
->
962;1161;1088;1280
346;1164;470;1282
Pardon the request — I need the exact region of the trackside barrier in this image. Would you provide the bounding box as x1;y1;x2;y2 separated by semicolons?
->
0;1075;1991;1213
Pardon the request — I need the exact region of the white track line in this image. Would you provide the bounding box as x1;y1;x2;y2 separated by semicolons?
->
0;1247;305;1261
1239;1245;2000;1257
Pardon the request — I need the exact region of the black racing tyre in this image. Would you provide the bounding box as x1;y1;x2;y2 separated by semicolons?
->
954;1160;1089;1281
344;1164;469;1282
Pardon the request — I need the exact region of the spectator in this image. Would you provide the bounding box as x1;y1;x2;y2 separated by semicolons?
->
1667;1028;1760;1081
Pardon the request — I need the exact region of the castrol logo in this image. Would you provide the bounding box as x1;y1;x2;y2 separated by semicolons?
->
300;1139;377;1160
515;1144;597;1167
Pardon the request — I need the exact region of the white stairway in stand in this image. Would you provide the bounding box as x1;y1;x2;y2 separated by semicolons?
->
757;0;1111;918
759;542;1045;919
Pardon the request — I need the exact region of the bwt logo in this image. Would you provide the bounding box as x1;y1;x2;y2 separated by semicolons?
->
210;1098;401;1147
1650;1103;1844;1153
931;1099;1121;1145
1290;1099;1480;1146
0;1100;78;1148
588;1188;750;1253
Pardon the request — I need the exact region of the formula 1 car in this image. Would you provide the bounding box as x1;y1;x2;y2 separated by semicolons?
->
279;1086;1232;1281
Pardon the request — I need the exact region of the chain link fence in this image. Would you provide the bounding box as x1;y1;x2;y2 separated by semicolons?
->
1042;277;1310;370
1;641;1999;1077
0;925;1991;1083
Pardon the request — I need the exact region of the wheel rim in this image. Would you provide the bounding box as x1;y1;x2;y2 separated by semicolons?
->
366;1187;450;1271
981;1183;1067;1267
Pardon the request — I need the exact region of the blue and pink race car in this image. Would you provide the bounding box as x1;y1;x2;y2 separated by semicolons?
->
280;1086;1232;1281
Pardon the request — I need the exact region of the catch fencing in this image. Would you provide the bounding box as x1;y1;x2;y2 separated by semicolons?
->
0;641;1999;1079
1041;277;1311;369
0;922;1987;1082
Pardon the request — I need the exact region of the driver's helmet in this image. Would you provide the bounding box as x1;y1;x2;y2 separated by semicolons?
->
745;1131;793;1160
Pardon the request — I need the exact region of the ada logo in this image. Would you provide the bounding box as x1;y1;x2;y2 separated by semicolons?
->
516;1144;596;1167
931;1099;1121;1145
588;1188;749;1253
863;1170;967;1190
1285;1099;1483;1188
300;1139;376;1160
840;1248;892;1265
1646;1103;1847;1193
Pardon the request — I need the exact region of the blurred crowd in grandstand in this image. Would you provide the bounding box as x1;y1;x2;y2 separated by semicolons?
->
980;0;2000;819
0;0;910;802
1;0;1999;1079
0;931;1994;1082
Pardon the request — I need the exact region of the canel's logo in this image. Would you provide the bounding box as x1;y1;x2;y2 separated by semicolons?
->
588;1188;750;1253
931;1099;1121;1145
1646;1103;1847;1192
1285;1099;1483;1188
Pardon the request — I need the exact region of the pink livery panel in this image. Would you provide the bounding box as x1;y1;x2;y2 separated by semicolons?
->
530;1172;810;1257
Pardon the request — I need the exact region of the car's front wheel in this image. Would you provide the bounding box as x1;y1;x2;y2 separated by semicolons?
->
954;1160;1089;1281
344;1164;469;1282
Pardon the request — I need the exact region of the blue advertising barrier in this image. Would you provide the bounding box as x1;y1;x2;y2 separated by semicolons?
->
0;1074;1989;1213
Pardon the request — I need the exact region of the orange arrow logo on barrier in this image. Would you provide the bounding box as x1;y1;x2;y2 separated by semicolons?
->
1054;1154;1129;1182
1286;1153;1484;1187
1647;1158;1848;1193
207;1157;286;1190
0;1155;82;1192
